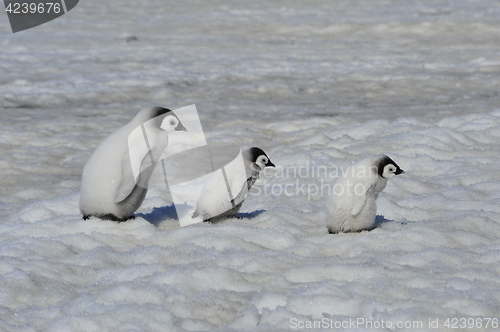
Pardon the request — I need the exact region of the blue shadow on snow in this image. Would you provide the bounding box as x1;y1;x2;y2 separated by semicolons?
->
136;205;266;227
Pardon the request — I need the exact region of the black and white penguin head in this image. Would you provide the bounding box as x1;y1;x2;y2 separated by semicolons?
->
160;114;186;133
378;155;404;179
149;107;187;133
246;147;275;171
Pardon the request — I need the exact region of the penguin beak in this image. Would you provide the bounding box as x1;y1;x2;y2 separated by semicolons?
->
395;168;404;175
266;160;276;168
175;123;187;132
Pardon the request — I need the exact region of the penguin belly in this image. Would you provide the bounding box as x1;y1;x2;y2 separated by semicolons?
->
325;173;383;233
326;196;377;233
195;175;240;221
80;126;166;220
79;128;140;220
194;170;252;222
80;160;129;219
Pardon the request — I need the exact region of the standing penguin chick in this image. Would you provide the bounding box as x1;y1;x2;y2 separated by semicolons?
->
80;107;186;221
326;155;404;233
193;147;275;222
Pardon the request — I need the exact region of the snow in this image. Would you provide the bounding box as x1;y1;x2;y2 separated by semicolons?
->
2;0;500;330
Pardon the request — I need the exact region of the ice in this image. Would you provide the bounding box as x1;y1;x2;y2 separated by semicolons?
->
2;0;500;330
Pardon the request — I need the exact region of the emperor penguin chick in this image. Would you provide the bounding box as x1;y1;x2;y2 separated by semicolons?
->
80;107;186;221
326;155;404;233
193;147;275;222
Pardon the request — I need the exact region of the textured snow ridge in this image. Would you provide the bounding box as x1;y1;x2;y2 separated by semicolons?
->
2;109;500;330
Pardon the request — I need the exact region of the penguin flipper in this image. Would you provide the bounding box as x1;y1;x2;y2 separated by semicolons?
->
351;184;372;216
114;151;139;203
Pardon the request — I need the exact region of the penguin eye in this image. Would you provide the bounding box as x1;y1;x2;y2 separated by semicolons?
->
261;156;268;164
170;119;177;126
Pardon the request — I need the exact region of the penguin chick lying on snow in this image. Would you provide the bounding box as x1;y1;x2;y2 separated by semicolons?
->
192;147;275;222
326;155;404;233
80;107;186;221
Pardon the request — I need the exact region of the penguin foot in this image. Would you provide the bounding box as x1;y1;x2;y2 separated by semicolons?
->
103;214;135;222
328;227;375;234
84;214;135;222
327;227;338;234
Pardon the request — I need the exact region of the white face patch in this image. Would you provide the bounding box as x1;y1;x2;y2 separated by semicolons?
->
160;115;179;132
382;164;397;179
253;155;268;171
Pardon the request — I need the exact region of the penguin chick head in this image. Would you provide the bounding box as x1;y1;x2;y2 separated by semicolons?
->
378;155;404;179
160;114;186;133
246;147;275;171
148;107;187;133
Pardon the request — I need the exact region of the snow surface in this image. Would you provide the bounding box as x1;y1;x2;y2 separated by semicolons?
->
1;0;500;331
